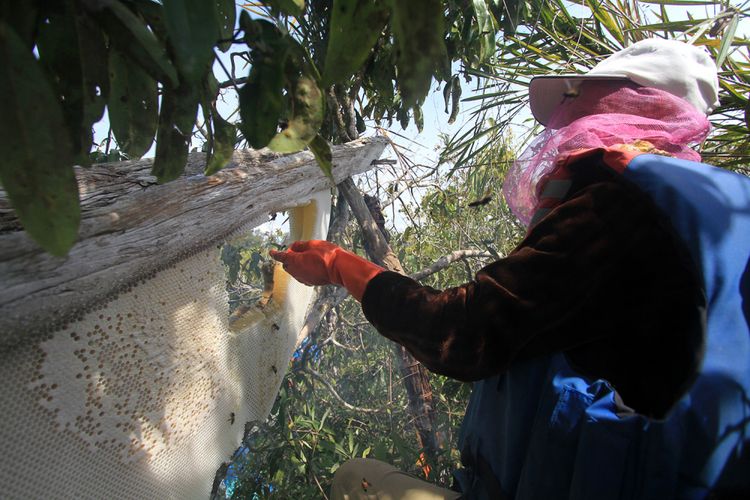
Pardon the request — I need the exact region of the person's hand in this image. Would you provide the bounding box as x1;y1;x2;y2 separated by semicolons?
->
270;240;384;301
269;240;340;287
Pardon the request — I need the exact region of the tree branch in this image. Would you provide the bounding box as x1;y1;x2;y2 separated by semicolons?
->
300;368;386;413
409;249;495;281
337;179;440;457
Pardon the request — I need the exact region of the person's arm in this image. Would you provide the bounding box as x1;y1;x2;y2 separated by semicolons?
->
360;179;661;382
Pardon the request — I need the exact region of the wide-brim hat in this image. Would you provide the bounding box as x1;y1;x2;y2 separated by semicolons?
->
529;39;720;126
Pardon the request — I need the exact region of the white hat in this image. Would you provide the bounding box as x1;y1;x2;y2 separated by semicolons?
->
529;39;720;125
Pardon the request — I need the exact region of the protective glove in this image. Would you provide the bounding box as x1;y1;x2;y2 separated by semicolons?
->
269;240;384;302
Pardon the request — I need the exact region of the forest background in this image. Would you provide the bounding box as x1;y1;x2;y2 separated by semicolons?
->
1;0;749;498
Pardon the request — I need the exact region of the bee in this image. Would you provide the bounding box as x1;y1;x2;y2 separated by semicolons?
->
560;82;580;104
468;196;493;208
271;365;278;374
228;412;235;425
271;323;280;331
361;478;371;492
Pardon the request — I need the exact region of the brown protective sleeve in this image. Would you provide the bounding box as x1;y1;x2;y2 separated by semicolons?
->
360;175;704;418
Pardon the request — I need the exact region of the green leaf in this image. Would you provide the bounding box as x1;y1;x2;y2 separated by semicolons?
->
205;111;237;175
152;84;200;183
131;0;170;41
268;76;324;153
442;77;453;113
355;109;366;133
389;0;446;107
448;75;461;124
413;105;424;133
322;0;390;87
238;60;285;149
108;48;158;159
84;0;178;86
0;0;40;47
472;0;495;63
216;0;237;52
0;21;79;255
309;134;333;180
268;0;306;17
715;13;739;68
162;0;220;83
36;4;99;165
637;0;717;4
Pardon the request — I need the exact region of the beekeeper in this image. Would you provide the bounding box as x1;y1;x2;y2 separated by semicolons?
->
272;39;750;499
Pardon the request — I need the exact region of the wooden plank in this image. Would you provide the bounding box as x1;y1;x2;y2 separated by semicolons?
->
0;137;388;349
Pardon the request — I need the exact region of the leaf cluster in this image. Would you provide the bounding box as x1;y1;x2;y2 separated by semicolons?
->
0;0;238;255
1;0;509;257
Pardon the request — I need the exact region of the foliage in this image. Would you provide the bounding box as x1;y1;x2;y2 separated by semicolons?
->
221;229;286;312
395;137;525;284
0;0;500;256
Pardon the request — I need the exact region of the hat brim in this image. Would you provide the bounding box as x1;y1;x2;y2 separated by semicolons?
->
529;74;631;126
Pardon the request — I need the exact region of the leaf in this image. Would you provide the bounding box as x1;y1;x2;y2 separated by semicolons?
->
448;75;461;124
162;0;220;83
83;0;178;87
37;4;109;165
715;13;739;68
413;105;424;133
36;4;94;164
388;0;446;107
268;76;325;153
472;0;495;63
73;8;110;127
108;48;158;159
216;0;237;52
0;21;79;255
0;0;40;47
490;0;524;36
369;45;395;103
355;109;366;133
322;0;390;87
309;134;333;180
268;0;306;17
152;83;200;183
205;111;237;175
238;60;285;149
397;101;410;129
131;0;170;41
443;77;453;113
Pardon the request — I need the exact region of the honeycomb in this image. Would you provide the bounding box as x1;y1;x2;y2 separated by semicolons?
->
0;191;330;499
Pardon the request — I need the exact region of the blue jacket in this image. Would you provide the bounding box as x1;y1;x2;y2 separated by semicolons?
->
454;154;750;499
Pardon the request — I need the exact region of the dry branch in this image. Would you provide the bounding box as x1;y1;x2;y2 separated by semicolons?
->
301;368;385;414
0;138;388;349
337;179;440;460
410;250;495;281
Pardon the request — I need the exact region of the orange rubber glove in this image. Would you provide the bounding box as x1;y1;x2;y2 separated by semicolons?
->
269;240;384;302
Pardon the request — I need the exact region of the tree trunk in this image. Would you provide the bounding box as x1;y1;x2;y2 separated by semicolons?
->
338;178;440;461
0;138;388;350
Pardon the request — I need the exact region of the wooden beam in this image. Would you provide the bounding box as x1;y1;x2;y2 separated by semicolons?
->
0;137;388;349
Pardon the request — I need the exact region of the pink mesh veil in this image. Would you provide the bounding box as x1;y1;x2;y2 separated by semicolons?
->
503;81;711;226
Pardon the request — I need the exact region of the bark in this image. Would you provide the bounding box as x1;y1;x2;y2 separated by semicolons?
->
410;249;495;281
338;178;440;461
0;138;388;350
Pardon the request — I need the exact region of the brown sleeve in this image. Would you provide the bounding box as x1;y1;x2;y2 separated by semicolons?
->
361;179;687;383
